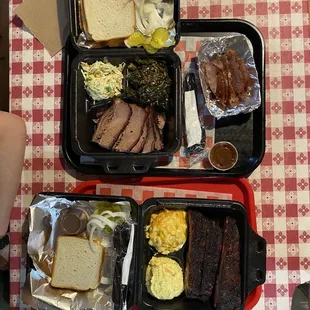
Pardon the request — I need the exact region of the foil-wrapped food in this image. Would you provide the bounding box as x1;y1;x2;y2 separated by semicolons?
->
22;195;135;310
198;34;261;118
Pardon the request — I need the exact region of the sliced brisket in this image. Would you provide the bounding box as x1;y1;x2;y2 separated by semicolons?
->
203;49;251;110
131;121;148;153
156;113;166;133
154;112;165;151
142;115;155;153
215;68;227;109
112;104;149;152
202;60;217;95
226;50;245;96
222;54;240;108
234;50;252;92
153;122;163;151
92;98;132;149
92;99;164;153
212;58;229;107
214;217;241;310
92;107;114;143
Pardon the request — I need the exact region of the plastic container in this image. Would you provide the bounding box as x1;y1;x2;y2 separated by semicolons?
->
208;141;239;171
59;207;89;235
69;51;182;174
62;18;265;176
31;190;266;310
137;198;266;310
65;0;183;174
67;0;181;53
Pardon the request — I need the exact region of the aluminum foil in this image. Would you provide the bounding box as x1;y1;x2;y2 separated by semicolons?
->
198;34;261;119
23;195;132;310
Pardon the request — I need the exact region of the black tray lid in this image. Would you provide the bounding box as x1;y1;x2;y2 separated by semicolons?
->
68;0;181;54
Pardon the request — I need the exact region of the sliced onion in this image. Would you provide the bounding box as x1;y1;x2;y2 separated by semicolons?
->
88;221;113;251
135;0;174;35
143;2;156;14
134;0;148;30
140;1;149;30
90;214;118;230
89;225;98;252
143;11;164;35
160;3;174;22
99;211;127;218
87;206;131;251
87;218;105;233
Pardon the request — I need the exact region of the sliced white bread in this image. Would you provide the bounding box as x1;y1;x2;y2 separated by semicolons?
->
82;0;136;42
79;0;88;35
51;236;104;291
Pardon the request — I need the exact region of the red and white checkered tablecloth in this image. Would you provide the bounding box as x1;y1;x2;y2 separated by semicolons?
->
8;0;310;308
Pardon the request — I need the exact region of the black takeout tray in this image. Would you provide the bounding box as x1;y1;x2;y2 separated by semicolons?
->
62;18;265;176
68;0;181;53
30;193;266;310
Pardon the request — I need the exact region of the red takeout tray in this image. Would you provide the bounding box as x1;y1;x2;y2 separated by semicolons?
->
73;177;262;309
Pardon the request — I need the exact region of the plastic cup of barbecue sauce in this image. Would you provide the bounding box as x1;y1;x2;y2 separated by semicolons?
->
208;141;238;171
60;208;89;235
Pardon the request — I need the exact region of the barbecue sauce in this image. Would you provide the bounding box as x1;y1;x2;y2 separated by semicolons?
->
209;142;238;170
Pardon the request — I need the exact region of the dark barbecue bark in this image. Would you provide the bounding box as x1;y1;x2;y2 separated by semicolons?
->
214;217;241;310
142;117;155;153
200;219;223;301
226;50;245;96
185;210;208;298
153;121;163;151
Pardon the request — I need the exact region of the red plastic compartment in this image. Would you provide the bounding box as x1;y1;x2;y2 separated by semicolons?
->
73;177;262;309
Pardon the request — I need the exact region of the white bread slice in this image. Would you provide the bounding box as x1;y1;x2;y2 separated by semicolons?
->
82;0;136;42
51;236;104;291
79;0;87;35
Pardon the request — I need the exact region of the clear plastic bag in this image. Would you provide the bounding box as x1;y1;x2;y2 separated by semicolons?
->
183;69;214;166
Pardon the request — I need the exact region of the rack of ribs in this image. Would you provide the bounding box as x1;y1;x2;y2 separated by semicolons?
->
185;210;241;309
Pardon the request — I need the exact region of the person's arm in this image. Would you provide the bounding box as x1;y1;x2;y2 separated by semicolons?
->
0;112;26;237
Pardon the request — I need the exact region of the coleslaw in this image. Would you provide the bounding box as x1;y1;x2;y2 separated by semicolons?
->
81;60;124;101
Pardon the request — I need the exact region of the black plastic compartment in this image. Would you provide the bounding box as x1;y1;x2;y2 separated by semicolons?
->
68;0;181;53
69;51;182;174
62;18;265;177
26;194;266;309
136;198;266;310
28;192;140;310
